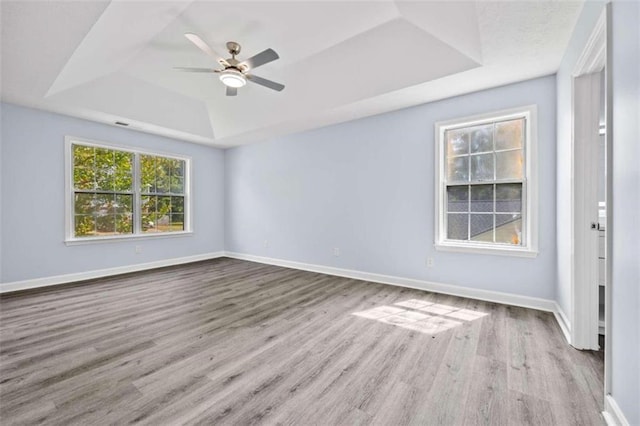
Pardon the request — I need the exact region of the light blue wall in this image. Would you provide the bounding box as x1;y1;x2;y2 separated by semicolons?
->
610;1;640;423
0;103;225;283
225;76;557;300
0;104;3;282
555;0;606;329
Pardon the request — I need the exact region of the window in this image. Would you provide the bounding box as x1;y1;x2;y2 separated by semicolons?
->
434;106;537;257
65;138;190;243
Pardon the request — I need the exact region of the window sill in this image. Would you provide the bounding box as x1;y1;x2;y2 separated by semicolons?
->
435;241;538;258
65;231;193;246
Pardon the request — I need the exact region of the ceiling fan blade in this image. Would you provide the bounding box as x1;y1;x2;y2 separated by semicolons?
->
184;33;229;66
240;48;279;70
246;74;285;92
226;86;238;97
173;67;217;73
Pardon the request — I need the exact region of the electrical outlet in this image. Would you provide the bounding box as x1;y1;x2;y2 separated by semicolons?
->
333;248;340;257
426;257;434;268
135;245;143;254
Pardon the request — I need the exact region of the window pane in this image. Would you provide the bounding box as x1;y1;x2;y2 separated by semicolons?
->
470;214;494;240
114;171;132;192
92;194;113;215
95;168;115;191
470;125;493;153
495;214;522;245
74;167;95;190
447;186;468;212
73;145;94;168
157;196;171;211
115;214;133;234
96;214;115;234
171;196;184;214
496;184;522;212
447;156;469;183
114;150;133;171
95;148;115;191
75;215;95;237
114;194;133;214
140;155;156;193
470;153;494;181
446;129;469;157
447;214;468;240
170;176;184;194
141;195;156;213
141;194;156;232
155;158;172;193
142;212;157;232
74;193;94;215
496;119;523;150
114;151;133;191
496;150;523;180
156;213;172;232
94;148;114;169
171;214;184;231
470;185;493;212
173;159;185;177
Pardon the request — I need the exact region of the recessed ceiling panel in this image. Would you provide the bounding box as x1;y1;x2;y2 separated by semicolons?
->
47;72;214;139
0;0;110;101
46;0;194;97
205;17;480;140
395;0;483;63
0;0;584;147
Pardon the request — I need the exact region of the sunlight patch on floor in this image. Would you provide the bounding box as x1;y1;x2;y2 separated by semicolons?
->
352;298;488;335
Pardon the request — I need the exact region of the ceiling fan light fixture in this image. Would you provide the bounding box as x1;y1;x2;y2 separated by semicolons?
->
219;69;246;88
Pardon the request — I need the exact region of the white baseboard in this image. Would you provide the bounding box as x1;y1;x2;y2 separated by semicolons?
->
553;302;572;345
224;252;556;313
0;251;225;294
604;395;630;426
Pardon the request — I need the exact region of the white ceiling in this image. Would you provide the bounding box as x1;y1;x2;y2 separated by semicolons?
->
1;1;584;148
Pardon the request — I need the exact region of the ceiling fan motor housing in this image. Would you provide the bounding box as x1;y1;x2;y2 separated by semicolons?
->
226;41;241;56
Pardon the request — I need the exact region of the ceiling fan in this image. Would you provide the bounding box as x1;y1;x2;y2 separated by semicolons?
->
175;33;285;96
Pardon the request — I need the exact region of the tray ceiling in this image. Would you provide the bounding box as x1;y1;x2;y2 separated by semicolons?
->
1;1;584;147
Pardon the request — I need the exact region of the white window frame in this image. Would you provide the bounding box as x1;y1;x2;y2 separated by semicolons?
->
64;136;193;245
434;105;538;257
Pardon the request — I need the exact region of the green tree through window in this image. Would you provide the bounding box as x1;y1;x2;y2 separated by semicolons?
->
70;142;188;239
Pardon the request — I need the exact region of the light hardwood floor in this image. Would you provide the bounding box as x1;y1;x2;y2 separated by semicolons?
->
0;258;604;425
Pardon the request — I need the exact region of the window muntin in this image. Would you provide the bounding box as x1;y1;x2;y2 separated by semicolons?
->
67;139;190;241
435;106;537;256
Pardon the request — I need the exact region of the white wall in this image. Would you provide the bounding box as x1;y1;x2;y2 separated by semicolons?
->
226;76;557;301
610;1;640;423
555;0;606;324
0;103;225;284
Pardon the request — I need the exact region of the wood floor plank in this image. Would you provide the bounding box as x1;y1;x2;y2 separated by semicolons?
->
507;390;557;425
461;355;509;426
0;258;604;425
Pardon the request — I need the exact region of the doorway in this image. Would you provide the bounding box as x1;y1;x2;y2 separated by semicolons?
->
570;4;612;417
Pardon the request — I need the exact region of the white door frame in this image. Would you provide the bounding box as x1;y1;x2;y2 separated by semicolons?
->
571;9;608;352
572;71;601;351
570;6;614;407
